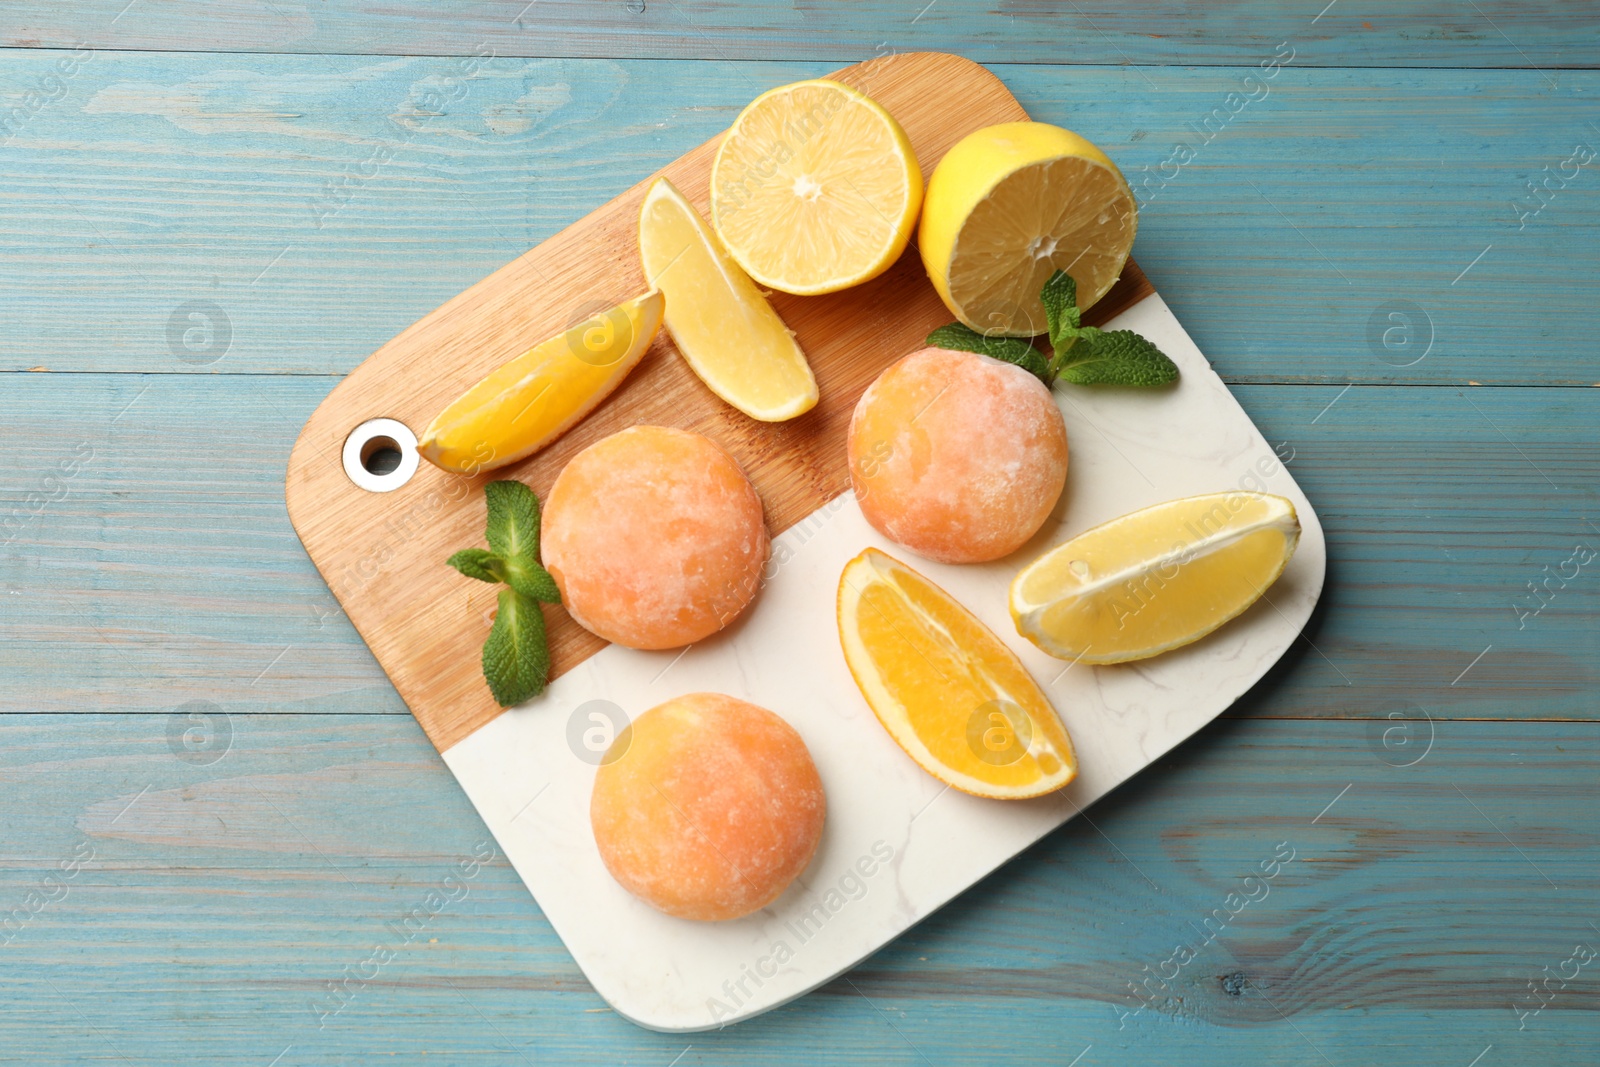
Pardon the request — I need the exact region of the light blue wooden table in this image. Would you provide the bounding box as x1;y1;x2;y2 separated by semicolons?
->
2;3;1596;1063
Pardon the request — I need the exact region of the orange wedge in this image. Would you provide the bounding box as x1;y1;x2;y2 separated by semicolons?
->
836;547;1077;799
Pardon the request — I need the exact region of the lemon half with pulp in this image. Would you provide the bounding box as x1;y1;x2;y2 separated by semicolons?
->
920;121;1136;336
711;79;922;296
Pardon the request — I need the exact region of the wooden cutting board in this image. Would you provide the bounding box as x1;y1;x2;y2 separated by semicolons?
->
284;51;1154;754
286;51;1326;1031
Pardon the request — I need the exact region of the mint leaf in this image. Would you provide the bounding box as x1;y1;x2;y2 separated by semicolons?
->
447;548;504;584
481;589;550;707
502;556;561;604
485;480;541;562
926;322;1050;382
1041;270;1081;353
1034;271;1179;388
1056;330;1180;387
449;480;557;707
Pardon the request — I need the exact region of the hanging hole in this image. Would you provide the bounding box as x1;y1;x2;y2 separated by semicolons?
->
343;418;419;493
361;437;404;476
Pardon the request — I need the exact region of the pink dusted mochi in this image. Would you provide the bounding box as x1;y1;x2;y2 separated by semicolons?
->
847;346;1069;564
542;426;769;650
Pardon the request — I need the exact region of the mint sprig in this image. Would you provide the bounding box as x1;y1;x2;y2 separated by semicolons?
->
447;480;560;707
927;270;1178;389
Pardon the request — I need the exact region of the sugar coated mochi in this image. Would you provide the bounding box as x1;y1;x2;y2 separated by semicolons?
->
590;693;827;921
848;347;1068;563
542;426;769;649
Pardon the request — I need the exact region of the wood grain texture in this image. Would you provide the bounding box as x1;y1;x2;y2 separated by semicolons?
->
3;1;1597;68
0;714;1594;1064
0;51;1594;384
283;52;1154;752
4;375;1595;722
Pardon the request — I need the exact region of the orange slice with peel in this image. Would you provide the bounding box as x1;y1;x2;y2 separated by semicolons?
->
837;547;1077;799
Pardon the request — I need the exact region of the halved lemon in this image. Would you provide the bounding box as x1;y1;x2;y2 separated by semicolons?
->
919;121;1137;336
1011;492;1301;664
417;290;664;474
837;547;1077;800
710;79;923;296
638;177;818;422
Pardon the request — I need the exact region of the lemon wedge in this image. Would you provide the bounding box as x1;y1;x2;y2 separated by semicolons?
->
838;547;1077;800
710;79;923;295
1010;492;1301;664
417;291;664;474
638;177;818;422
920;121;1136;336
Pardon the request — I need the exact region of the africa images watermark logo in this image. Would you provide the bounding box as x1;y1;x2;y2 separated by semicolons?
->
1113;840;1297;1029
308;840;497;1029
706;840;897;1025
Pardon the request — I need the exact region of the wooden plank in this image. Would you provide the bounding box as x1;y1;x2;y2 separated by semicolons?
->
0;714;1594;1061
3;1;1598;68
2;373;1595;720
0;51;1595;384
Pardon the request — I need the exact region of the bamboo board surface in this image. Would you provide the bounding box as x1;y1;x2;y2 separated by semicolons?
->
284;51;1155;752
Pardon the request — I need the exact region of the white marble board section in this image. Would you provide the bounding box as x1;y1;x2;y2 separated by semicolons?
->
442;292;1327;1031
